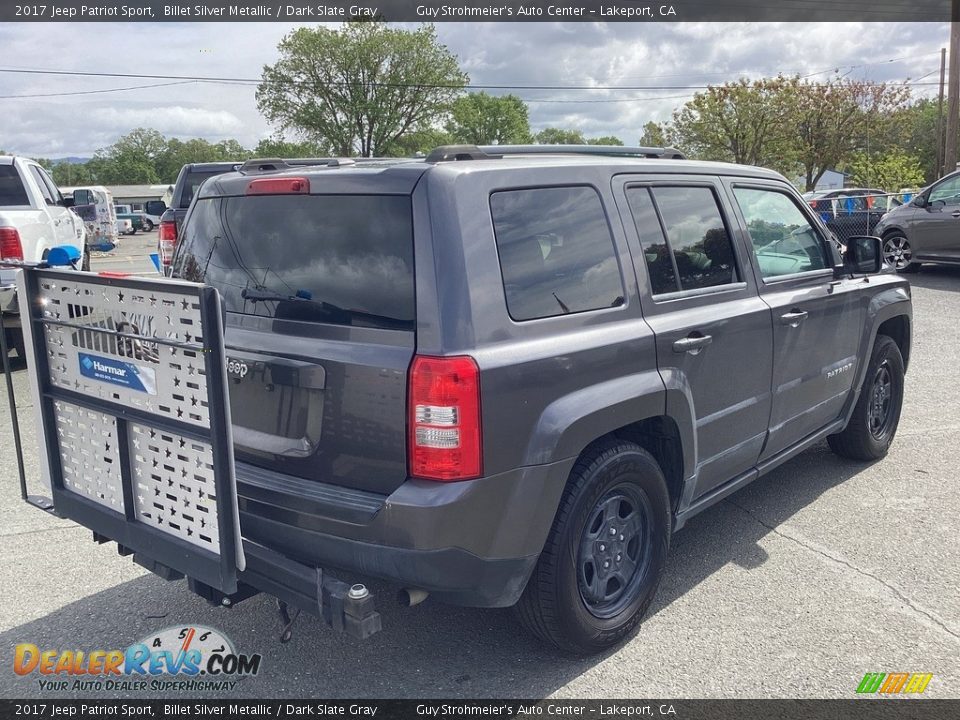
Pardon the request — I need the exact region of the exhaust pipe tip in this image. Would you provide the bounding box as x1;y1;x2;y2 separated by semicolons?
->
397;588;429;607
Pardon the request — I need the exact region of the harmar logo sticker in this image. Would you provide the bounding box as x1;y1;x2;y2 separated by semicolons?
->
78;352;157;395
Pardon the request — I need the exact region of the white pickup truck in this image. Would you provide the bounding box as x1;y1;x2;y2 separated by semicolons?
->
1;155;86;358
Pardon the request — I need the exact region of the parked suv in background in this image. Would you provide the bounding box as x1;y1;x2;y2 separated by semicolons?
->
158;161;241;271
873;170;960;271
171;145;912;654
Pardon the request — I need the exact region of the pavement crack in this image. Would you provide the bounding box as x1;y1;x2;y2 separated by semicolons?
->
725;498;960;644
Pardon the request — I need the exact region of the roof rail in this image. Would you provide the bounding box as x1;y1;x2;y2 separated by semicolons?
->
425;144;686;162
238;158;292;174
424;145;502;163
238;157;362;174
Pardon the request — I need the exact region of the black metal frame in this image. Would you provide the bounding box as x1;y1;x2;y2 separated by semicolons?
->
22;268;240;594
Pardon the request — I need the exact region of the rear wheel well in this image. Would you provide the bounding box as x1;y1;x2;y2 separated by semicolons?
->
877;315;911;370
576;417;685;515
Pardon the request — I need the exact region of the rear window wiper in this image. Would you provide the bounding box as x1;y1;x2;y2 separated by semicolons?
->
242;287;315;303
240;287;413;329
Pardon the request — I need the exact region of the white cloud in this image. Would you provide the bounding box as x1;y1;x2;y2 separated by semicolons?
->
0;21;949;157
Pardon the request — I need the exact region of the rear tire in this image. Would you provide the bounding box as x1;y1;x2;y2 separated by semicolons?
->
143;220;154;232
827;335;904;461
515;440;671;655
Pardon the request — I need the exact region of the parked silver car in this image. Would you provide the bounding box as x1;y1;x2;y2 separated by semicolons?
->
873;171;960;272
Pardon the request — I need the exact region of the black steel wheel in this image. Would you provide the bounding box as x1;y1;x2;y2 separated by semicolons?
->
828;335;905;461
515;440;670;655
577;485;653;619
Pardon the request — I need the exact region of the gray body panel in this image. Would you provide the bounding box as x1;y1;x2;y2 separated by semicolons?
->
171;154;912;606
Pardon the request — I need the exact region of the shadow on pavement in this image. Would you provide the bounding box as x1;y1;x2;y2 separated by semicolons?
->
0;440;873;699
906;264;960;292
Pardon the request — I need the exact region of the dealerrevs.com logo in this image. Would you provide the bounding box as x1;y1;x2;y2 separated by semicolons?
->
14;625;262;693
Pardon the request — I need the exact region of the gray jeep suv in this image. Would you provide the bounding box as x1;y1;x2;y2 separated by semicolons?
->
171;145;911;655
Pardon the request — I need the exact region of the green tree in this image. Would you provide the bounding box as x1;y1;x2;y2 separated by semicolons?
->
670;77;794;170
639;121;668;148
253;136;331;158
535;128;586;144
848;151;924;191
445;92;531;145
50;162;93;186
256;22;468;157
587;135;624;145
90;128;167;183
155;137;250;182
384;128;453;157
786;76;911;191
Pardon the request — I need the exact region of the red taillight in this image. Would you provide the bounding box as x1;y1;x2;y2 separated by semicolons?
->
158;221;177;267
246;177;309;195
0;227;23;261
408;355;482;481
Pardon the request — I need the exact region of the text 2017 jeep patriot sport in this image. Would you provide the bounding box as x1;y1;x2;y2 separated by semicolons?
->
171;146;911;655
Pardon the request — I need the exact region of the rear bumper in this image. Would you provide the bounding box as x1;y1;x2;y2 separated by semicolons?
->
236;458;574;607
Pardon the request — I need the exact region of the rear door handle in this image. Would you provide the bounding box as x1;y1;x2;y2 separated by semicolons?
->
780;310;809;327
672;334;712;354
952;210;960;218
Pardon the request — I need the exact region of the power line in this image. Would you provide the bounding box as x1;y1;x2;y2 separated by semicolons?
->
0;65;945;92
0;80;198;100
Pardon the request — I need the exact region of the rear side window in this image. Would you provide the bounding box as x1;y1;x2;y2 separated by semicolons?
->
174;194;414;330
625;185;738;295
490;186;624;321
625;187;677;295
0;166;28;206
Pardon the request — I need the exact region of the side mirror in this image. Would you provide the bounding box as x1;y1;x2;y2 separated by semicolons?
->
911;194;926;208
145;200;167;216
838;236;882;276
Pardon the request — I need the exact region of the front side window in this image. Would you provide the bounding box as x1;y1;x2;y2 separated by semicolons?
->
929;175;960;206
490;186;624;321
733;187;829;278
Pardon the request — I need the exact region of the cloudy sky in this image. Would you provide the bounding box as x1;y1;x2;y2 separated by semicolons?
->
0;21;950;158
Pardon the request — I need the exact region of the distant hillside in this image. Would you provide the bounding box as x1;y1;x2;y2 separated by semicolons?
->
50;156;91;165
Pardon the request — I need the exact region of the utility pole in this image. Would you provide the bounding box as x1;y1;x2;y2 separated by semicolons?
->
937;47;947;178
944;1;960;175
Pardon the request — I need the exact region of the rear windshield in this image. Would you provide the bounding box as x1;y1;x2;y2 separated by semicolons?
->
0;166;29;206
181;170;232;208
174;194;415;330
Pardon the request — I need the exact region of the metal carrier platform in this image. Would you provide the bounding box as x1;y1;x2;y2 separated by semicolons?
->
8;266;380;642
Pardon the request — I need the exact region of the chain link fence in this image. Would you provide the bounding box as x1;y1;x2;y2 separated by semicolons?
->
804;190;915;243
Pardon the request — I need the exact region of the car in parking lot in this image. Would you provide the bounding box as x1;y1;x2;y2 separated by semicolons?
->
873;170;960;272
803;187;901;243
169;145;912;655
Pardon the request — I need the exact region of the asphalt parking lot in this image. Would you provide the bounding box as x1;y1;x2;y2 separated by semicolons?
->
0;243;957;699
